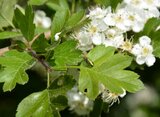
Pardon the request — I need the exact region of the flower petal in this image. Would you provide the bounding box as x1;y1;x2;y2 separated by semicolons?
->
136;55;146;65
139;36;151;46
146;55;156;67
131;44;142;55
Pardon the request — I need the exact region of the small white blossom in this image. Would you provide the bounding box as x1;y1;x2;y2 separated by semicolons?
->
34;10;51;29
54;32;61;41
131;36;156;66
121;39;133;52
104;28;124;48
74;30;93;51
101;88;126;106
67;87;93;115
88;6;111;20
92;33;105;45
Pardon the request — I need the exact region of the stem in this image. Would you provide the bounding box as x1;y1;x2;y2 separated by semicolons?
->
27;48;52;71
47;70;50;88
71;0;76;14
29;33;41;46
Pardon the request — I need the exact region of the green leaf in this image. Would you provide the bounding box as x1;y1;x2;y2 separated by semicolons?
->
14;5;35;41
0;50;33;92
46;0;69;11
142;18;160;36
79;53;144;99
28;0;48;5
49;75;76;96
0;0;17;29
49;75;75;111
93;0;122;9
51;9;69;40
87;46;116;66
32;34;50;52
0;31;22;40
53;40;82;66
66;10;85;28
46;2;62;11
16;90;54;117
58;0;69;10
152;30;160;58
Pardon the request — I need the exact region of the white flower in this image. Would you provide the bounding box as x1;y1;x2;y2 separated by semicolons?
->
103;28;124;48
121;39;133;52
34;10;51;29
143;0;160;8
74;30;93;51
123;0;145;8
88;6;111;20
54;32;61;41
92;33;105;45
67;87;93;115
123;5;147;32
101;88;126;106
131;36;156;66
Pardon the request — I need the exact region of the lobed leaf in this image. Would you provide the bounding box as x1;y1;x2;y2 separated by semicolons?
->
87;46;116;66
0;50;34;92
79;50;144;99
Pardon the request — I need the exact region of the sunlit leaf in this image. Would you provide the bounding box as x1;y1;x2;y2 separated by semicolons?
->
79;51;144;99
53;40;82;66
0;50;34;92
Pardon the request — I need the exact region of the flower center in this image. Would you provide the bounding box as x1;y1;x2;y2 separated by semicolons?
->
121;41;132;51
88;26;98;34
142;47;150;56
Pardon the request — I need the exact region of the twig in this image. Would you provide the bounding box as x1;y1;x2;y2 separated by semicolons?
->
29;33;42;46
27;48;52;72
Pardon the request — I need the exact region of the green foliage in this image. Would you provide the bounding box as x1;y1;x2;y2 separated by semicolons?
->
87;46;116;66
32;34;50;52
94;0;122;9
65;10;85;28
46;0;69;11
28;0;48;5
51;9;69;41
14;5;35;41
0;50;34;92
79;46;144;99
16;90;54;117
53;40;82;66
0;0;17;29
0;31;22;40
49;75;76;110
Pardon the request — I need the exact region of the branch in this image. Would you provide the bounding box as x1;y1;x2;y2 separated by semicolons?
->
27;48;52;72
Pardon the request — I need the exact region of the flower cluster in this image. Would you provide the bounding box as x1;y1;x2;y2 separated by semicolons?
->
66;87;93;115
131;36;156;67
74;0;158;66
